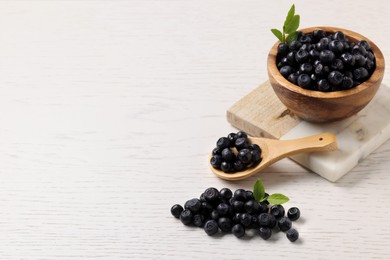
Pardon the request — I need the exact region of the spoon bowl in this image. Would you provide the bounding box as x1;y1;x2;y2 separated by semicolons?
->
210;133;337;181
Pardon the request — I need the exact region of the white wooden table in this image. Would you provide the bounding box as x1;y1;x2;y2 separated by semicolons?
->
0;1;389;259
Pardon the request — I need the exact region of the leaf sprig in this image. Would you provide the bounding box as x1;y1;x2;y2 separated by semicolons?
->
271;4;300;44
253;178;289;205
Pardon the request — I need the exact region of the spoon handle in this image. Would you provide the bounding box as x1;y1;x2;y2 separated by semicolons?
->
263;133;337;160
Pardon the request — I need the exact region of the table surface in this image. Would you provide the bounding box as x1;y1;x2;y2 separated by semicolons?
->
0;0;389;259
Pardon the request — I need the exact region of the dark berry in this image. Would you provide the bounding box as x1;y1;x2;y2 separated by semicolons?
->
354;54;367;67
280;65;294;78
278;216;292;232
366;59;375;71
200;201;213;216
299;35;312;44
250;215;260;229
193;214;205;227
221;148;235;162
277;43;289;57
286;228;299;242
258;202;269;214
220;161;233;173
171;204;184;218
341;53;355;67
218;217;233;232
366;51;375;61
289;40;302;51
353;67;369;81
204;220;219;236
211;210;219;220
244;200;260;214
287;72;299;84
297;74;312;89
216;137;230;150
249;143;261;152
180;209;193;225
233;213;242;223
342;76;354;89
316;37;330;51
232;200;244;212
295;49;309;64
216;203;230;216
251;149;262;164
286;51;297;65
212;147;221;155
227;133;237;147
314;63;329;77
233;160;245;171
232;224;245;238
258;227;272;240
184;198;201;213
313;30;327;41
270;204;285;219
317;79;331;92
210;155;222;169
287;207;301;221
220;188;232;200
331;59;344;71
320;50;335;64
246;191;254;201
299;63;313;74
333;31;346;41
328;40;344;54
309;49;320;59
300;43;313;52
234;189;247;201
328;71;343;86
236;131;248;139
359;40;371;51
240;213;252;227
352;44;368;56
238;148;252;164
258;213;276;228
235;137;248;150
204;187;220;202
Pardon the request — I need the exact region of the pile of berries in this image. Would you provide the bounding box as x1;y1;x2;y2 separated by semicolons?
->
276;30;376;92
171;187;300;242
210;131;262;173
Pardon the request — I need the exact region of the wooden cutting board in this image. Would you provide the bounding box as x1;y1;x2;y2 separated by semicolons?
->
227;81;390;182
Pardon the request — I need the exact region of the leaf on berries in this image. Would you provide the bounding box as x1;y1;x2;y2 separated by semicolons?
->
271;29;283;42
286;31;298;44
284;4;295;28
285;15;300;34
267;193;289;205
253;178;265;202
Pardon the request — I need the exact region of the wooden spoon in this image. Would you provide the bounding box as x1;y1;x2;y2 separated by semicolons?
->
210;133;337;181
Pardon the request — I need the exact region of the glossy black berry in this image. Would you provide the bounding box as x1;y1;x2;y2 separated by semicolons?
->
280;66;294;78
233;160;245;171
341;53;355;67
232;224;245;238
246;191;254;201
316;37;330;51
171;204;184;218
234;189;247;201
331;59;344;71
212;147;221;155
238;148;252;164
180;209;193;225
258;213;276;228
300;63;313;74
359;40;371;51
295;49;309;64
286;51;297;65
218;217;233;232
258;202;269;214
216;137;230;150
297;74;312;89
232;200;244;212
287;207;301;221
286;228;299;242
328;40;344;54
244;200;260;214
317;79;331;92
220;188;232;200
309;49;320;59
328;71;343;86
289;40;302;51
221;148;235;162
200;201;213;216
342;76;354;89
240;213;252;227
220;161;233;173
353;67;369;81
354;54;367;67
278;216;292;232
333;31;346;41
251;149;262;164
236;131;248;139
227;133;237;147
235;137;249;150
233;213;242;224
313;30;326;41
320;50;335;64
270;205;285;219
277;43;289;57
258;227;272;240
216;203;230;216
193;214;205;227
184;198;201;213
204;187;220;203
204;220;219;236
210;155;222;169
287;72;299;84
366;59;375;72
211;210;219;220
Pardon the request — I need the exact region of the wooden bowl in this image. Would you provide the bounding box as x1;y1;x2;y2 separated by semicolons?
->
267;26;385;123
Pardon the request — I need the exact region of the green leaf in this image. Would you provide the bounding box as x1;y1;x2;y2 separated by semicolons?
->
285;15;300;34
271;29;283;42
285;31;298;44
284;4;295;29
253;178;265;202
267;193;289;205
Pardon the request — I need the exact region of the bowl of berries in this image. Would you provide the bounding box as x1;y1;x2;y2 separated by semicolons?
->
267;26;385;123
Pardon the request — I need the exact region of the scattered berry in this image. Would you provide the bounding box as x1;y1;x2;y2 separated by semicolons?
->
180;209;193;225
232;224;245;238
204;220;219;236
258;227;272;240
170;204;184;218
270;205;285;219
287;207;301;221
286;228;299;242
278;216;292;232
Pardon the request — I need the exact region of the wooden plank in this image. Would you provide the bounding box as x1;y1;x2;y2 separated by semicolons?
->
227;81;301;139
